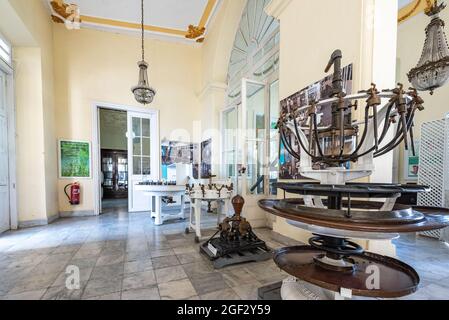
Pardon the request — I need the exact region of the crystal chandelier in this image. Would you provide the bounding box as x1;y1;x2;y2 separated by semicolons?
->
132;0;156;105
408;0;449;95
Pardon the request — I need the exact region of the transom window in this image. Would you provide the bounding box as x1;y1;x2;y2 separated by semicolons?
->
0;33;11;67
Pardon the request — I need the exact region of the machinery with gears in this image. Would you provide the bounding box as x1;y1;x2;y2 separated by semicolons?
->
200;195;272;269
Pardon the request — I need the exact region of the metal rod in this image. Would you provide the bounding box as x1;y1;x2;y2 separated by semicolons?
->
289;92;399;116
292;120;317;159
348;106;370;158
410;123;416;156
401;112;409;150
308;119;314;155
280;129;302;160
372;105;379;151
378;99;396;143
339;106;345;158
375;108;417;158
313;114;325;157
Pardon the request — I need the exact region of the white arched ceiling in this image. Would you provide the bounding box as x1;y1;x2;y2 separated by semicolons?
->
226;0;280;103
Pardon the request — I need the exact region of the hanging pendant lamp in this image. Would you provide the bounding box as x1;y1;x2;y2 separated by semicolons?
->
132;0;156;105
408;0;449;95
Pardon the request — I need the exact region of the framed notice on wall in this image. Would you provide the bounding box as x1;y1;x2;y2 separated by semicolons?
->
58;140;91;179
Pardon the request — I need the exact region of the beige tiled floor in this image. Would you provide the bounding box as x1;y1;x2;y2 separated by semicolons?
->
0;205;448;300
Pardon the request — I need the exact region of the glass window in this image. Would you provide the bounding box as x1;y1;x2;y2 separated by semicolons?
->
132;118;141;137
131;116;151;176
0;34;11;65
269;80;280;195
142;137;151;156
222;108;238;179
133;156;142;175
142;157;151;175
245;82;266;195
142;118;150;137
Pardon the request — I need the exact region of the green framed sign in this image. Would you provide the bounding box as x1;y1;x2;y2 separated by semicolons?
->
58;140;91;179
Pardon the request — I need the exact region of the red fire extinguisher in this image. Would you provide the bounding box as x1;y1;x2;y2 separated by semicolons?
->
64;182;81;205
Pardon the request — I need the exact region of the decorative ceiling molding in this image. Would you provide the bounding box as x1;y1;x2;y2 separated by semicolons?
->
49;0;81;29
186;25;206;43
398;0;436;23
198;81;228;100
265;0;293;19
80;15;187;37
48;0;219;43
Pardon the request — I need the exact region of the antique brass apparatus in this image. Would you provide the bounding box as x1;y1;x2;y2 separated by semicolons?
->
277;50;424;167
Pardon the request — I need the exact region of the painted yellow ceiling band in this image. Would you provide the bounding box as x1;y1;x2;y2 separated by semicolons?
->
398;0;436;24
199;0;217;28
80;15;188;36
78;0;217;39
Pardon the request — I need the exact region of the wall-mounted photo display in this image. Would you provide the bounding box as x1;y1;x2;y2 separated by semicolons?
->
58;140;91;179
192;144;200;179
279;64;353;179
161;142;200;180
162;142;198;166
201;138;212;178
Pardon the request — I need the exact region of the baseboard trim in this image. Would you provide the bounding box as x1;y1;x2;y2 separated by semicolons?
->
59;210;96;218
18;219;49;229
18;213;60;229
47;213;60;224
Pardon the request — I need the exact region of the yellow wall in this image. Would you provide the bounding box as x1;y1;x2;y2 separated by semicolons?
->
1;0;59;224
397;9;449;183
199;0;246;175
270;0;398;244
13;47;48;223
53;26;202;214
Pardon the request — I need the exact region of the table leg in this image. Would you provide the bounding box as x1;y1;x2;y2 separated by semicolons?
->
151;196;156;219
218;200;224;225
224;199;230;217
180;195;185;219
189;199;194;229
154;196;163;226
194;199;202;240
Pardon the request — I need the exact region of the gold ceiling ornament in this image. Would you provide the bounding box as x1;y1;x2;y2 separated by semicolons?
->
51;15;64;24
185;25;206;42
399;0;437;23
50;0;81;29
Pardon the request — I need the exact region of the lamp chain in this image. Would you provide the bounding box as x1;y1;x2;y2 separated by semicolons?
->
141;0;145;62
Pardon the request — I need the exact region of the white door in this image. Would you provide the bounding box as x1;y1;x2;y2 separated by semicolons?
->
128;112;159;212
239;78;269;228
0;70;10;233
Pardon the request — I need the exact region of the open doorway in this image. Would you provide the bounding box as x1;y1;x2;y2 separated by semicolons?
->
0;35;16;233
93;103;160;216
99;108;128;212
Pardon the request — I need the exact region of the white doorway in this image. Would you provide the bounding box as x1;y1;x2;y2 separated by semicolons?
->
221;78;279;228
0;69;10;233
127;111;159;212
0;49;16;233
92;102;159;216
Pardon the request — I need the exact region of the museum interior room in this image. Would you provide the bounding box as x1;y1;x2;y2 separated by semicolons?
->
1;0;449;302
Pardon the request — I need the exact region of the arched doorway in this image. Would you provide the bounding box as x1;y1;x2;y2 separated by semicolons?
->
221;0;280;227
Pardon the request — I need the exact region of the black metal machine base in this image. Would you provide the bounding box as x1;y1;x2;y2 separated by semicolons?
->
200;238;272;269
258;282;283;300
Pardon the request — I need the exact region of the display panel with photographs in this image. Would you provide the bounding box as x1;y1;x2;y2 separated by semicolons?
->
201;139;212;179
162;142;200;179
162;143;198;165
279;64;353;180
